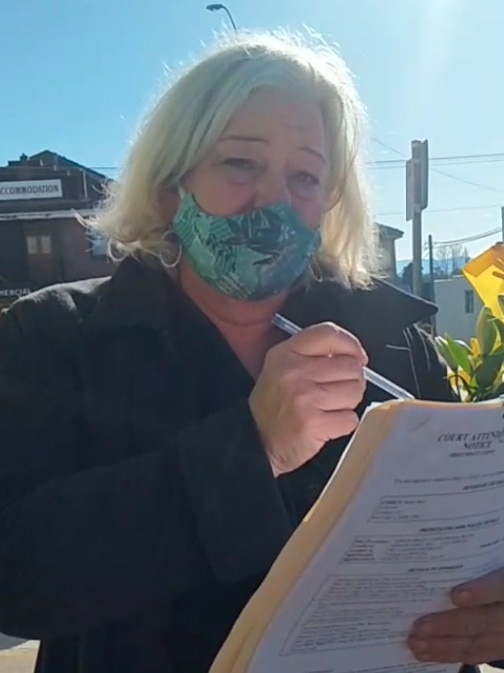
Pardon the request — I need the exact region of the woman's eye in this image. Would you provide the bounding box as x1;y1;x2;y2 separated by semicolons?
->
223;158;256;171
294;171;320;186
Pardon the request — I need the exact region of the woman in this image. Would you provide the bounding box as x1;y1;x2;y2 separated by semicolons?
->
0;31;503;673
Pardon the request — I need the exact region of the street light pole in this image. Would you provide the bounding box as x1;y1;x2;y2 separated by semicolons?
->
206;3;238;32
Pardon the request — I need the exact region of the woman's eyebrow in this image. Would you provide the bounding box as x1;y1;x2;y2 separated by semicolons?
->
217;135;327;163
217;134;267;144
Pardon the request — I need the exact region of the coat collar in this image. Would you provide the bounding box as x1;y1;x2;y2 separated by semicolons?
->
282;275;437;344
86;256;437;343
87;256;175;333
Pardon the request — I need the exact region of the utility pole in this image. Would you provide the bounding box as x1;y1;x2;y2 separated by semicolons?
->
427;234;437;335
406;140;429;297
501;206;504;242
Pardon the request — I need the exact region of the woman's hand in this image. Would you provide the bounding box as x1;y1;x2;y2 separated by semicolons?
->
408;568;504;665
249;322;367;477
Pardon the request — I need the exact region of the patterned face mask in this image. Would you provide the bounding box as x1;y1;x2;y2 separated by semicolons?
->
172;193;321;302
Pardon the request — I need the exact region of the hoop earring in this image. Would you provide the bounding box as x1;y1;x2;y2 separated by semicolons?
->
310;256;324;282
160;230;182;269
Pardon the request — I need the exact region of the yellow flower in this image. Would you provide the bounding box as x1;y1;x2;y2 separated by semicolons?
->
447;370;471;400
470;338;481;356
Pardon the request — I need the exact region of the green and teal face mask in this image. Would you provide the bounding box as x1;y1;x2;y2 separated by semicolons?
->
172;193;321;301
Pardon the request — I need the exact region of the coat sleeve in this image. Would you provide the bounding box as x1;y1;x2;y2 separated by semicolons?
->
0;299;293;640
406;325;455;402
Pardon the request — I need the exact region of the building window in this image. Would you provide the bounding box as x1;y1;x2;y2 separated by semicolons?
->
40;235;52;254
26;235;52;255
464;289;474;314
89;231;109;257
26;236;38;255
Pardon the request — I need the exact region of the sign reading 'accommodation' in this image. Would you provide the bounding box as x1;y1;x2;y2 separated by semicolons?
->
0;179;63;201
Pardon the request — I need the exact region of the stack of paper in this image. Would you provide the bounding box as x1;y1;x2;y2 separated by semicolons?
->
211;399;504;673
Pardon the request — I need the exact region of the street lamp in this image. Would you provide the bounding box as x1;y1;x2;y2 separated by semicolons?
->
206;3;238;33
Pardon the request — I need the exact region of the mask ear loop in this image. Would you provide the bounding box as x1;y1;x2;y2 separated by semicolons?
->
159;183;185;269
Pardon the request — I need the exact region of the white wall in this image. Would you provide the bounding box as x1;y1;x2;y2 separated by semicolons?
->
434;275;483;342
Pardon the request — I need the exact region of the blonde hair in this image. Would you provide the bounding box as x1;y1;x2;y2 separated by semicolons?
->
90;29;378;287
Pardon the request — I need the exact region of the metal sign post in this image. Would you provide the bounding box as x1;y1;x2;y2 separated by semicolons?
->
406;140;429;297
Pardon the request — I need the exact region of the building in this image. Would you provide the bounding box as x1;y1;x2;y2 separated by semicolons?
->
376;222;403;284
0;150;113;309
434;275;482;342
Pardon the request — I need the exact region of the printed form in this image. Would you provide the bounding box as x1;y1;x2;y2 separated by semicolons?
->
246;403;504;673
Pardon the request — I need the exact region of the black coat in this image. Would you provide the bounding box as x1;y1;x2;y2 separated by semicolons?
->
0;257;495;673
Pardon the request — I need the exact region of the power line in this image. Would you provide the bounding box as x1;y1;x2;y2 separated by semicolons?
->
373;138;504;259
373;158;504;171
87;150;504;173
414;152;504;163
428;166;504;193
432;227;501;247
371;138;504;192
370;149;504;166
377;203;502;217
371;137;405;158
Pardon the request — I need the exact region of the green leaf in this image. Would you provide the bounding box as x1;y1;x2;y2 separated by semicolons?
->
498;294;504;317
435;337;458;371
476;307;498;356
474;351;504;389
454;339;472;353
443;334;474;375
491;380;504;398
493;316;504;345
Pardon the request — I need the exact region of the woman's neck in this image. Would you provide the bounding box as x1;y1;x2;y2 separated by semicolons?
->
178;261;286;377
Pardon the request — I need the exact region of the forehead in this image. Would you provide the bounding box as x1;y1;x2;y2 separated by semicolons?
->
222;88;326;146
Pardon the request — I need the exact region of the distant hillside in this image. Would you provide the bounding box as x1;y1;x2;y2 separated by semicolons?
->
396;255;470;277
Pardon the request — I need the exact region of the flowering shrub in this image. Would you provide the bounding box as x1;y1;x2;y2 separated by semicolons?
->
435;297;504;402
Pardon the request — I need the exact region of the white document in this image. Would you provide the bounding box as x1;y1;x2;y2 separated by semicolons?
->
246;402;504;673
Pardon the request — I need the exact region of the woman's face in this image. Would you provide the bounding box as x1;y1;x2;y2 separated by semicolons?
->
184;88;329;231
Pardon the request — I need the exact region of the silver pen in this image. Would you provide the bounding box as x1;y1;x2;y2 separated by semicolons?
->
272;313;415;401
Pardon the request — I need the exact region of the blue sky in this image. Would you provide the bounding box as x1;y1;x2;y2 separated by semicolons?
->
1;0;503;264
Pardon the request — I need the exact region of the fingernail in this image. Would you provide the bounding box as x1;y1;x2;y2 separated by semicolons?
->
414;620;433;637
453;589;472;605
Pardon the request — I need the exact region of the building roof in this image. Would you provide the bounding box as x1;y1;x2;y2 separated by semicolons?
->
30;150;109;181
376;222;404;240
3;150;109;182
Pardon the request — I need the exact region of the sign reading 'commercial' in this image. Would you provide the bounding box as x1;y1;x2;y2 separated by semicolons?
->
0;288;31;299
0;179;63;201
